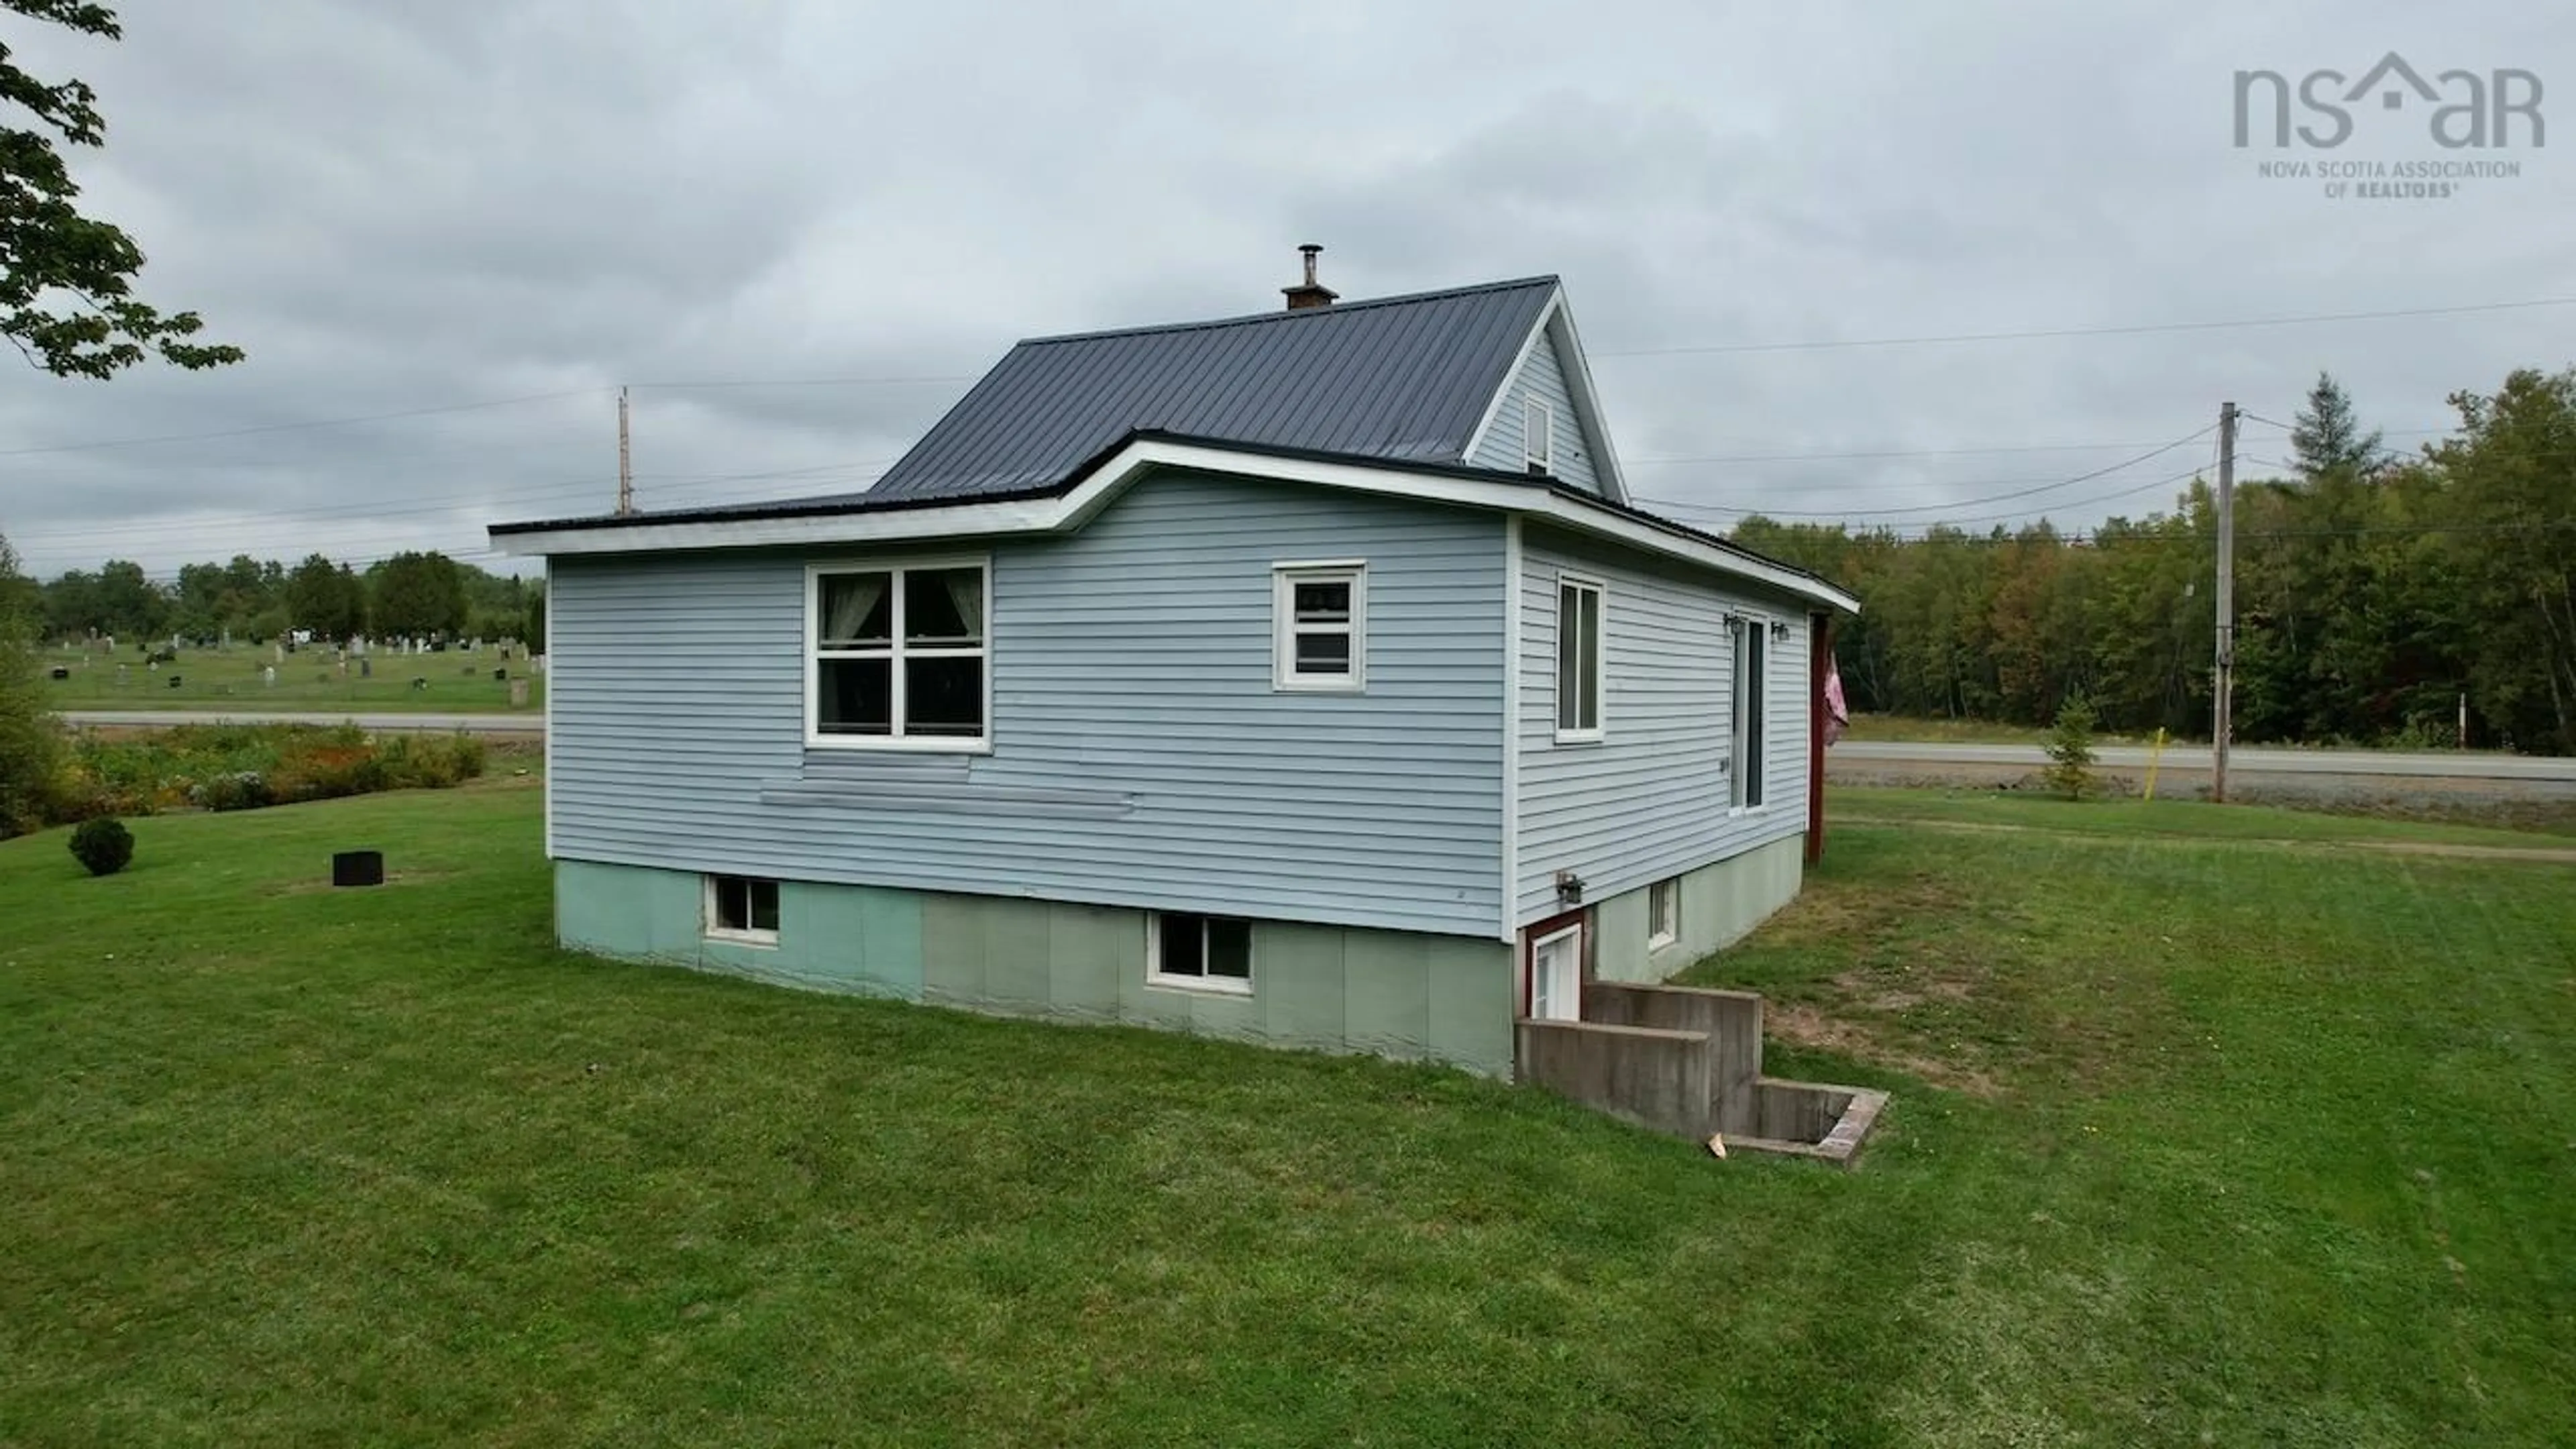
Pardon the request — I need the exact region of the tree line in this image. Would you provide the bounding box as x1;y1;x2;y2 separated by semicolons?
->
1737;366;2576;755
27;550;544;651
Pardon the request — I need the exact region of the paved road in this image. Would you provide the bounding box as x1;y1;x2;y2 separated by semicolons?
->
1832;740;2576;783
62;709;543;735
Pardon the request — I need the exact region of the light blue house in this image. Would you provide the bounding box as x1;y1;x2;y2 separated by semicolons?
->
491;257;1858;1079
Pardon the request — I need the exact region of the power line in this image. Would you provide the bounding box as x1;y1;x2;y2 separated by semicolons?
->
1635;423;2216;519
1591;296;2576;360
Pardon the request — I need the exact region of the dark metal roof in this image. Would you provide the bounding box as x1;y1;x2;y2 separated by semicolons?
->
489;429;1551;535
850;276;1560;502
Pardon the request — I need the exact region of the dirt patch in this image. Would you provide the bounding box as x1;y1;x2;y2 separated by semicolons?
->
1767;1002;2002;1099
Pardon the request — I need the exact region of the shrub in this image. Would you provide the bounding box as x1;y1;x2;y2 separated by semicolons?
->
69;817;134;877
189;770;274;812
2043;691;2100;800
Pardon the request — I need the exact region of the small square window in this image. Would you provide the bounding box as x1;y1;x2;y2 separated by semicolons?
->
1274;564;1365;692
706;874;780;945
1524;397;1554;472
1148;912;1254;994
1648;878;1680;951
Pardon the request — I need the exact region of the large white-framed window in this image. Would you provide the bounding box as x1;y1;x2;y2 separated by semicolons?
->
807;559;990;751
1523;396;1554;472
1146;911;1254;995
1648;877;1680;951
1554;573;1603;743
1729;615;1768;810
704;873;780;946
1273;561;1366;692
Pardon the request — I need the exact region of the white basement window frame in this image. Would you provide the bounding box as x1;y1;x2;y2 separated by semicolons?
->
1273;560;1366;692
1648;877;1680;951
806;557;991;751
1146;911;1254;995
1524;396;1554;472
1554;572;1604;743
704;873;780;946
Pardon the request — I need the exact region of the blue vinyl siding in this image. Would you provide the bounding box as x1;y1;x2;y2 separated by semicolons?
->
548;472;1508;938
1470;325;1603;495
1513;525;1810;926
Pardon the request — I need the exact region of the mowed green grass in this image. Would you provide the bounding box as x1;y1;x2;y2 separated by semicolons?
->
34;643;542;714
2;788;2571;1446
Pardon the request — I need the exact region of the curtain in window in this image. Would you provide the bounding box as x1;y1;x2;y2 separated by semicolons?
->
943;570;983;642
823;574;886;645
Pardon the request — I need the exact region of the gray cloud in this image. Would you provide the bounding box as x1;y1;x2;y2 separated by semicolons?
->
0;0;2566;578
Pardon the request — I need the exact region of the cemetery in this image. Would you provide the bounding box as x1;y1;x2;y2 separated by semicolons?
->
30;636;543;712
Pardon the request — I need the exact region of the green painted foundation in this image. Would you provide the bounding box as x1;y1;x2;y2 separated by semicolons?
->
1591;835;1805;984
554;861;1518;1076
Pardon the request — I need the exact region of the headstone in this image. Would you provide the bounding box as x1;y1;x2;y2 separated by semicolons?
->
167;676;182;688
263;665;277;688
492;667;507;682
48;666;68;681
508;678;530;708
274;643;284;663
359;658;372;679
148;660;158;673
411;676;428;691
331;851;385;888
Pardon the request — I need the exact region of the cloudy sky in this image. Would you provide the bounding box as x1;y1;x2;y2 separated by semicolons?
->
0;0;2567;578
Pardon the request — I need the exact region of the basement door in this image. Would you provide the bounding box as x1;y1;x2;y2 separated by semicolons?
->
1528;922;1584;1022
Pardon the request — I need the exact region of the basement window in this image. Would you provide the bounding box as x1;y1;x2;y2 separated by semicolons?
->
706;874;780;946
1148;912;1253;994
1648;877;1680;951
1274;562;1366;692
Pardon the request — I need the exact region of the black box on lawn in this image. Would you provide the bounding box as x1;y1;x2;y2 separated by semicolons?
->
332;851;385;888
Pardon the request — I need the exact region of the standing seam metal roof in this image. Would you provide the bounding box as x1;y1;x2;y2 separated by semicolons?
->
853;276;1560;502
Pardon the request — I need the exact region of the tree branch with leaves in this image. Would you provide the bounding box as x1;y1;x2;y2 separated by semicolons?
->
1;0;240;377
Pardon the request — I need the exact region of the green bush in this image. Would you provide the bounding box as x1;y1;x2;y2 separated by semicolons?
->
68;816;134;877
189;770;274;812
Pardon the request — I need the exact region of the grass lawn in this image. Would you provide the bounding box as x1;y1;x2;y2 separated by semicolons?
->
2;788;2571;1445
1840;712;2160;747
34;643;543;714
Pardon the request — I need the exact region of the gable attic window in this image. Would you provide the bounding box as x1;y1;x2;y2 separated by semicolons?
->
1523;396;1554;473
1273;561;1366;692
810;561;989;750
1554;574;1603;741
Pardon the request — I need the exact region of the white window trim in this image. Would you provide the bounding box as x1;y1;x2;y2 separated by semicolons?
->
1553;572;1605;744
1144;911;1256;996
1729;613;1771;816
1272;559;1367;694
1528;922;1583;1022
702;873;780;948
1523;396;1554;471
1648;878;1679;952
804;557;993;753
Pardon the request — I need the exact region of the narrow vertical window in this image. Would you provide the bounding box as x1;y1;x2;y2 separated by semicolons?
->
1274;563;1365;692
1524;397;1554;472
1731;618;1768;809
1555;576;1602;741
1648;877;1679;950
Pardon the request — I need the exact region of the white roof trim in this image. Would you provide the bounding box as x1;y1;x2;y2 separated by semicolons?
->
1458;288;1559;469
493;437;1856;613
1454;285;1629;506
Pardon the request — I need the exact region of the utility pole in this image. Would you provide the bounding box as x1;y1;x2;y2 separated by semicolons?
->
616;385;634;516
2212;400;2237;803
